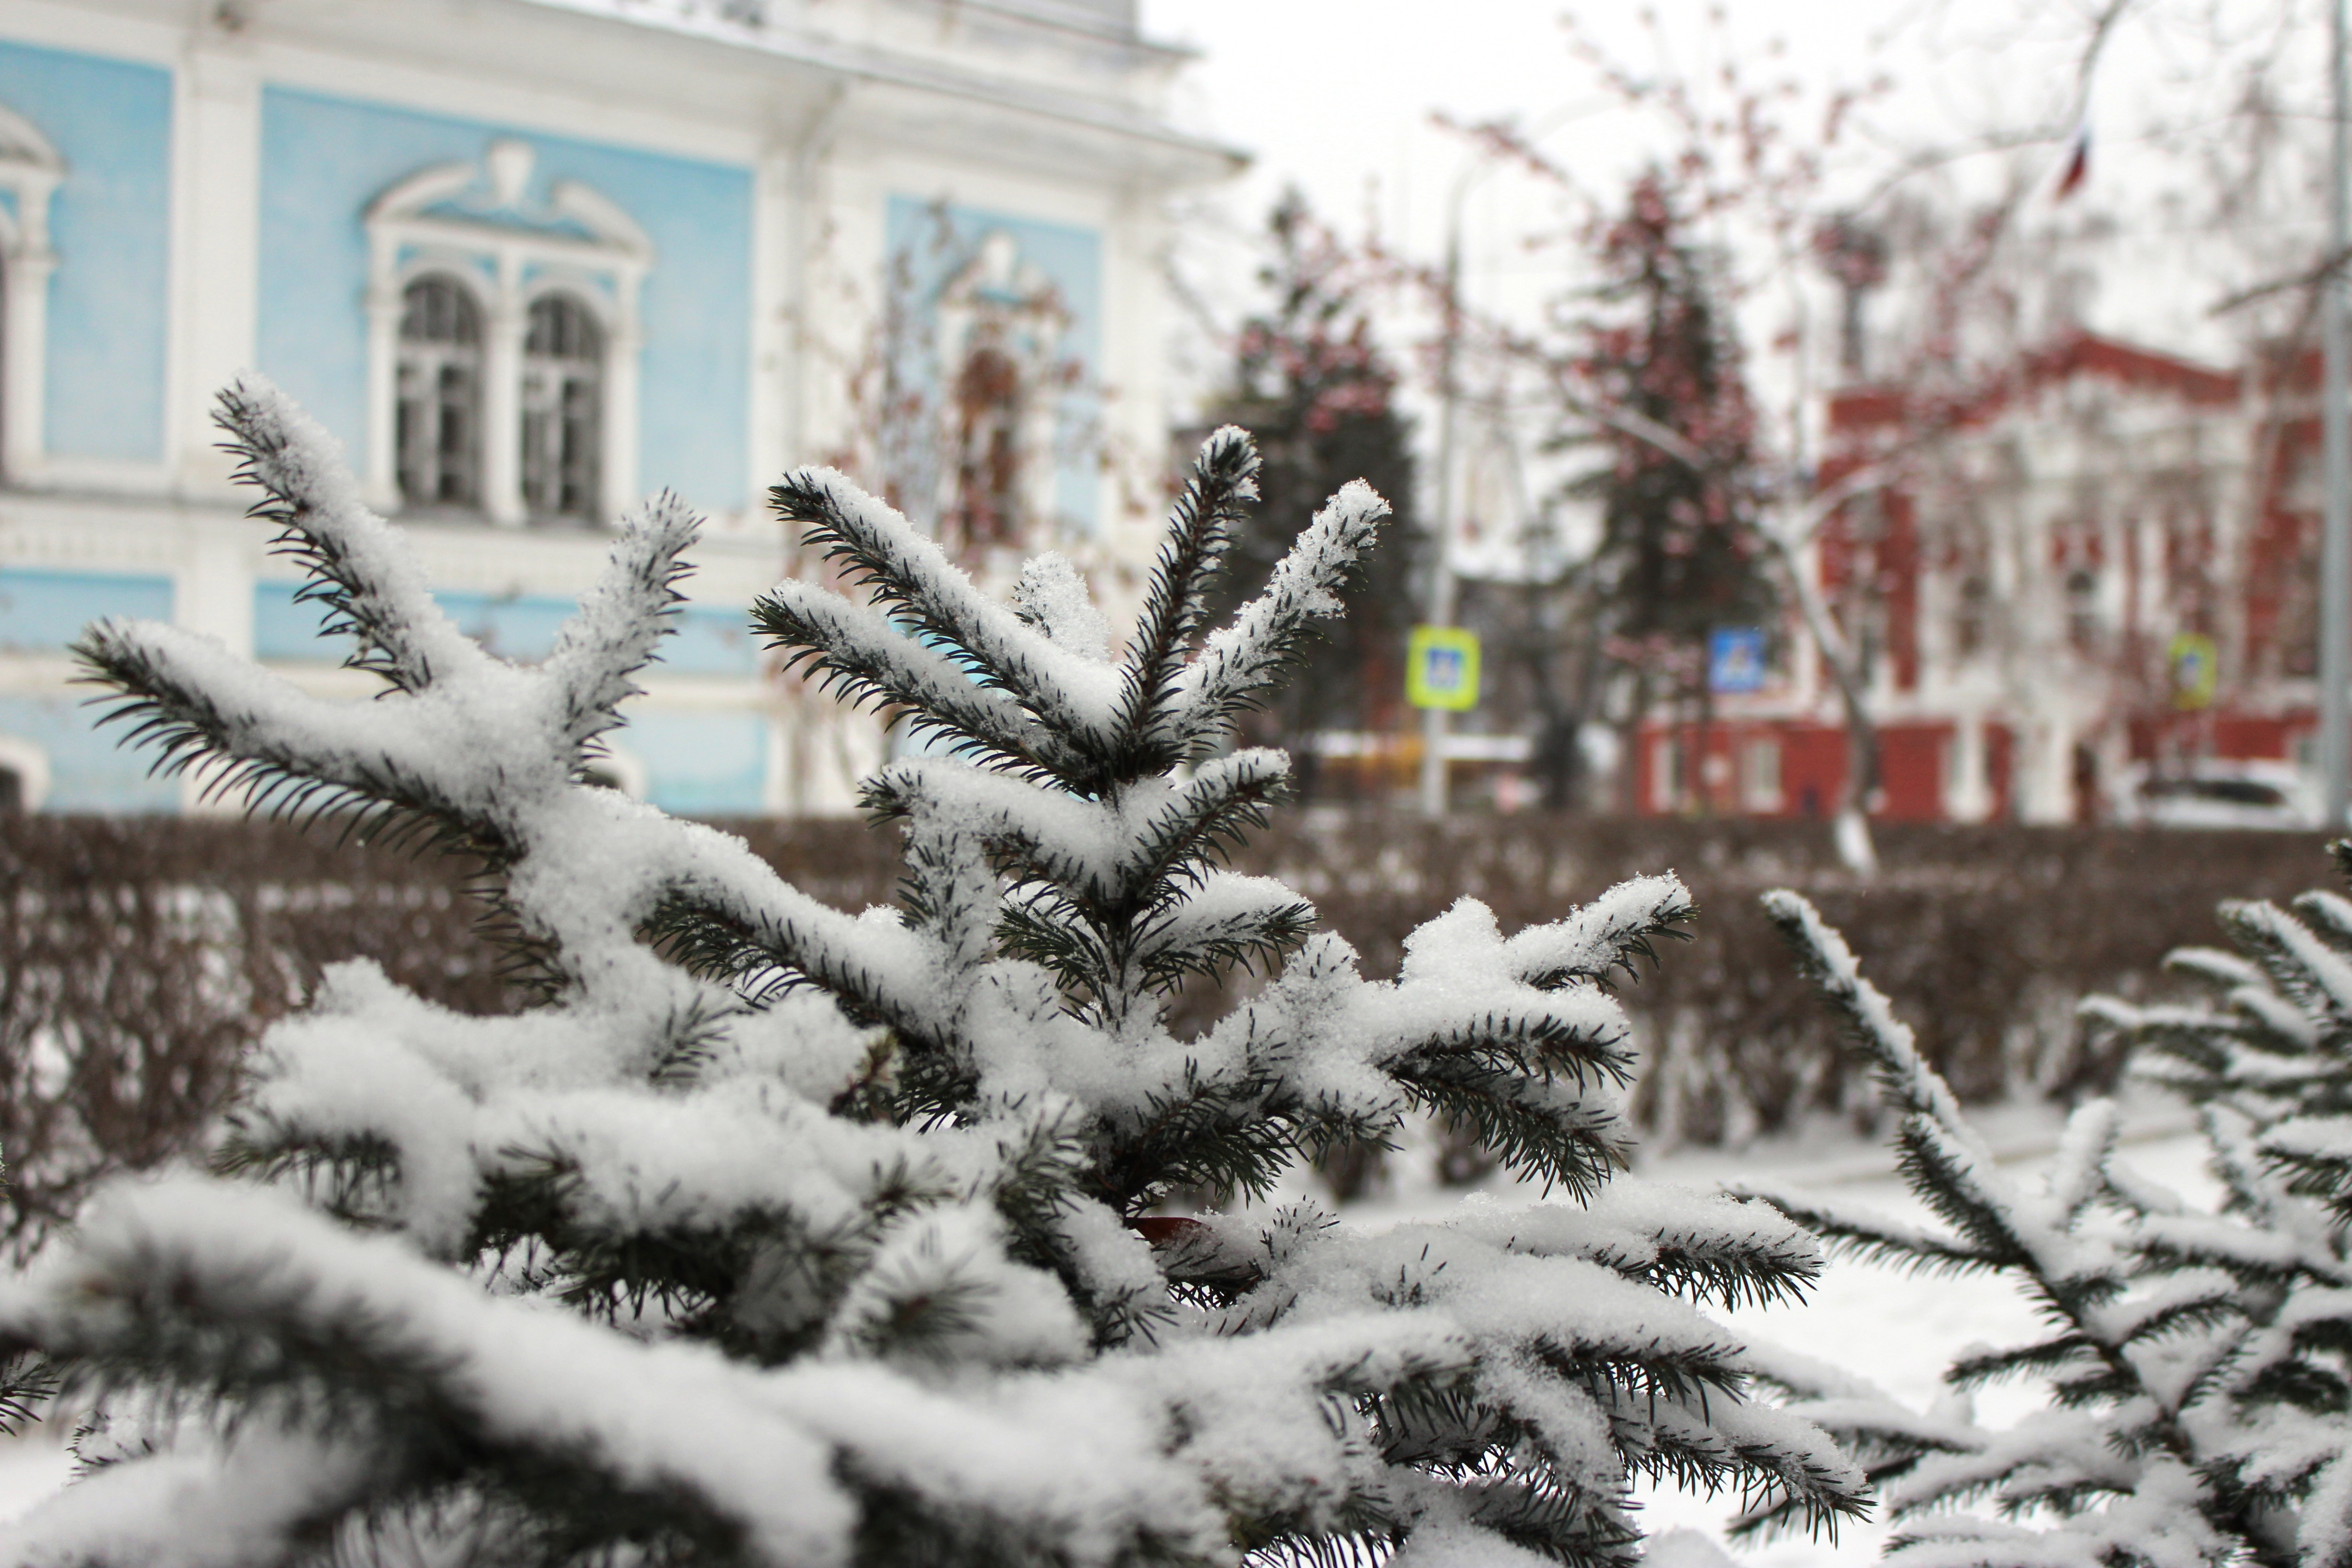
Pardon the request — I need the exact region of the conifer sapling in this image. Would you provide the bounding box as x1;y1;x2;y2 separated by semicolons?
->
1749;871;2352;1568
0;378;1867;1568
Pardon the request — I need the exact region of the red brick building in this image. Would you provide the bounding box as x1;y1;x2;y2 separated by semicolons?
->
1632;330;2321;823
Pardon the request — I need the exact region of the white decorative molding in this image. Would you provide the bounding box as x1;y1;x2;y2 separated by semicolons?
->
363;138;653;525
0;731;50;812
0;102;65;483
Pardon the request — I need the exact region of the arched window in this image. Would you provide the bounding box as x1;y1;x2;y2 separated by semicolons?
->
395;276;484;509
366;142;649;523
521;293;603;523
0;735;48;811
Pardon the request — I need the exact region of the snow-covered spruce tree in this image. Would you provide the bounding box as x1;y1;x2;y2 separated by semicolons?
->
1741;885;2352;1568
0;378;1867;1568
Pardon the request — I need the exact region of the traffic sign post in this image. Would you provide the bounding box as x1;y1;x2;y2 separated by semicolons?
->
2169;632;2218;712
1407;625;1480;712
1708;627;1769;694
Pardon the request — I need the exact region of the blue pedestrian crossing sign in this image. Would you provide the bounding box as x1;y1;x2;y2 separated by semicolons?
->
1709;627;1769;694
1407;625;1481;711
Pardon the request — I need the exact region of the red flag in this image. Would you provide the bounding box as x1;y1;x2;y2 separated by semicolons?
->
2055;123;2091;201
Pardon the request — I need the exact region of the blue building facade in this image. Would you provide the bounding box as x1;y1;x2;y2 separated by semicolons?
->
0;0;1231;814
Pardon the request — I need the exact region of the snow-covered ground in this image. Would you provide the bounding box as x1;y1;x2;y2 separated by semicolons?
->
1635;1110;2207;1568
1337;1093;2212;1567
0;1094;2213;1559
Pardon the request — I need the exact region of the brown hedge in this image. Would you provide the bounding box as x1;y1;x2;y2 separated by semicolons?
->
0;810;2326;1248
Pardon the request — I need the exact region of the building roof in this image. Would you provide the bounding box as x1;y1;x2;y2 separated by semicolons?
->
1828;328;2240;437
523;0;1246;178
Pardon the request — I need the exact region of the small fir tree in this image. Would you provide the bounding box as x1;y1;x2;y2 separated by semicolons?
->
1565;171;1772;813
0;381;1867;1568
1746;871;2352;1568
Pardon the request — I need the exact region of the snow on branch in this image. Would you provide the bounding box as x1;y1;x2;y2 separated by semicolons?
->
1504;873;1696;991
1114;425;1259;762
1170;479;1389;746
20;392;1878;1568
213;375;484;694
765;467;1123;769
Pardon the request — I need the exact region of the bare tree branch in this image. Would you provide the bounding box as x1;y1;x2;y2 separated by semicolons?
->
2210;244;2352;318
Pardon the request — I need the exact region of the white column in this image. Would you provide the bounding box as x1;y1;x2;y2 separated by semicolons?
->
2021;721;2074;825
748;141;793;498
176;517;255;813
1946;715;1990;823
781;88;849;475
483;253;526;525
605;277;642;526
1103;183;1165;554
168;45;260;492
362;268;402;509
0;224;53;480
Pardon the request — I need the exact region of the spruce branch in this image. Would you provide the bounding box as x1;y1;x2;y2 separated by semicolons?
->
213;375;481;695
1168;479;1390;749
765;468;1122;777
1113;426;1261;768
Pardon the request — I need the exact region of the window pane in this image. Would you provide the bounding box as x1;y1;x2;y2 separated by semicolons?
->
521;294;603;522
396;276;484;509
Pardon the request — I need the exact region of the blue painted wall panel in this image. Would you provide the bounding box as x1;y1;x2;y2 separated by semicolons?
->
257;579;756;675
251;579;334;662
0;42;172;461
667;606;758;676
0;569;173;656
260;580;583;663
438;589;573;662
620;707;766;815
884;196;1102;533
0;694;179;812
257;88;754;510
256;580;574;662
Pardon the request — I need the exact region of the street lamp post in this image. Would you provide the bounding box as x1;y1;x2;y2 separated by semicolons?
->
1416;101;1610;821
1418;224;1465;819
2324;0;2352;829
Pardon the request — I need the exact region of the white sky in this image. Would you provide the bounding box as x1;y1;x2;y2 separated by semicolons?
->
1137;0;2332;408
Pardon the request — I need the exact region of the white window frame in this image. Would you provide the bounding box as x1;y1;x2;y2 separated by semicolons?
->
0;103;64;481
363;140;649;526
518;288;607;522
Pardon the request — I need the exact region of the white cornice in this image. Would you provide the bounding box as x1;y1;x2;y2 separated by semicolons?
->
510;0;1244;181
9;0;1246;187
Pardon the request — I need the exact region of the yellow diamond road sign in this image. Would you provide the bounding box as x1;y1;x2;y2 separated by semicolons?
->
1407;626;1480;712
2169;632;2217;711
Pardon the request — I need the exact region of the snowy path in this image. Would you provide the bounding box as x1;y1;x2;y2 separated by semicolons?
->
0;1099;2211;1559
